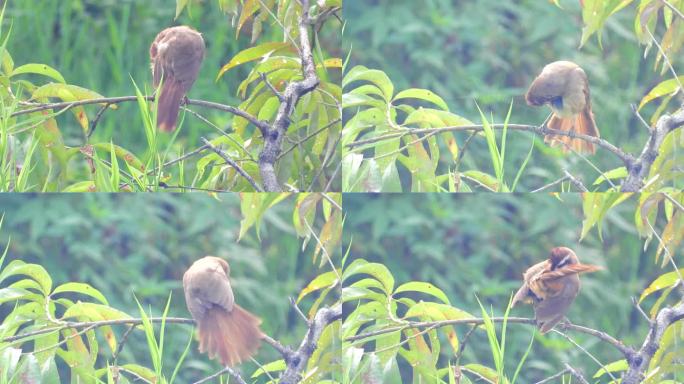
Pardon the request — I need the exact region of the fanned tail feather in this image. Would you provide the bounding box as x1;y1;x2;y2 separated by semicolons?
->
198;305;263;366
545;108;599;154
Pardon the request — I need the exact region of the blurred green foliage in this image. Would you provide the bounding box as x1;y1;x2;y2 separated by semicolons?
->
342;193;671;382
0;193;335;382
343;0;677;190
6;0;250;151
2;1;341;192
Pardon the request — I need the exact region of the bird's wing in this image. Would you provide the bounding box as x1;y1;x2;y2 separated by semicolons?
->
168;32;205;87
183;259;235;319
538;263;602;281
513;261;548;304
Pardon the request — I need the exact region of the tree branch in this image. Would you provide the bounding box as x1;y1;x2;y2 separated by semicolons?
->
345;316;634;358
258;0;321;192
279;304;342;384
200;137;263;191
344;115;684;191
12;96;268;134
622;300;684;383
345;124;633;165
621;106;684;192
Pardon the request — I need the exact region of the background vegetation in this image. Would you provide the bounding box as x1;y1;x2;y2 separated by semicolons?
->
342;192;682;383
1;0;341;192
342;0;682;192
0;193;341;383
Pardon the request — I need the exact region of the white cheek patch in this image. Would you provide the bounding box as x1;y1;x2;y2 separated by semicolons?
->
557;254;571;267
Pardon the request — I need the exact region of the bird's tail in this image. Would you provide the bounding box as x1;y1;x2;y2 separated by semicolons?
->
545;107;599;154
155;79;185;132
511;284;534;308
197;305;263;367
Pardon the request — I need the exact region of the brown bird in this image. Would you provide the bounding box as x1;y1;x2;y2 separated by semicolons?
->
525;61;600;154
183;256;263;366
511;247;602;333
150;25;205;132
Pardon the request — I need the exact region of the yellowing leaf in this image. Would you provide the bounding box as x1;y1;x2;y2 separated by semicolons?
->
638;77;684;110
217;42;292;80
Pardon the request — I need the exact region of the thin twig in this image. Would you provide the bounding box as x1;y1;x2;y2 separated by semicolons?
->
662;0;684;20
260;72;286;102
321;192;342;211
200;137;263;192
552;328;617;382
307;126;342;192
87;102;111;138
2;317;195;344
534;368;571;384
346;124;633;165
323;161;341;192
192;366;247;384
530;175;570;193
345;316;633;357
290;297;311;325
565;364;590;384
562;169;589;192
663;192;684;212
632;297;653;323
11;96;267;134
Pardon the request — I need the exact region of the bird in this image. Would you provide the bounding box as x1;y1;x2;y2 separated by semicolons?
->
149;25;205;132
511;247;602;333
525;61;600;154
183;256;263;366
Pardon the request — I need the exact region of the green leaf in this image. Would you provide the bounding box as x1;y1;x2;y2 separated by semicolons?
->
343;65;394;102
463;363;500;383
342;259;395;295
11;63;65;83
593;166;628;185
639;269;684;302
32;83;105;102
238;193;290;240
0;287;30;304
393;88;448;111
638;76;684;110
297;270;340;303
217;42;293;80
251;359;287;378
174;0;190;19
0;260;52;295
593;359;628;378
394;281;450;304
52;282;109;305
462;170;499;192
91;143;146;173
62;302;132;322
